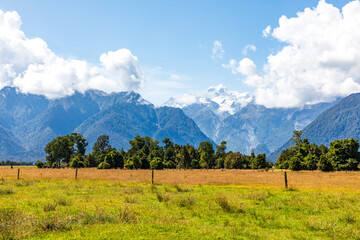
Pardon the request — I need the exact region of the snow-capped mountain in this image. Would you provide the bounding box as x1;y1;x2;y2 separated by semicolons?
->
164;85;337;154
165;84;253;120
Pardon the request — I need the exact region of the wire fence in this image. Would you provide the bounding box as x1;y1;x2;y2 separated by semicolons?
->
1;167;360;191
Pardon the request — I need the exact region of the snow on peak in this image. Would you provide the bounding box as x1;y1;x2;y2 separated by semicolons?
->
164;84;253;116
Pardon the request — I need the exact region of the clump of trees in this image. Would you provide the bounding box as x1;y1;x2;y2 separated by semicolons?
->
276;131;360;171
38;134;272;170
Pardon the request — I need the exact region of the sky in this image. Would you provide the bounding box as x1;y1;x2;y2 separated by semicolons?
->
0;0;358;107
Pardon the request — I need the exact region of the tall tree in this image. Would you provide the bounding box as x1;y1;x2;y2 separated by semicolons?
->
198;141;215;169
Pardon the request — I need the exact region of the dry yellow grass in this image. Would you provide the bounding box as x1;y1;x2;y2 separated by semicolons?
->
1;167;360;191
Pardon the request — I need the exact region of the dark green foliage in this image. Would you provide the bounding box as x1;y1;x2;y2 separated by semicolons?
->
69;155;85;168
45;133;87;167
104;150;124;169
224;152;249;169
199;141;215;169
276;131;360;171
150;157;164;170
44;134;272;170
317;155;333;172
35;160;44;168
251;153;269;169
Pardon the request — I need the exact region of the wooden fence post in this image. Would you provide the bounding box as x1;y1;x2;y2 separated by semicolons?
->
75;168;78;180
17;168;20;180
284;172;288;188
151;170;154;184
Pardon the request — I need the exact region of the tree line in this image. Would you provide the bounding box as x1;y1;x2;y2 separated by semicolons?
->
37;134;273;170
276;131;360;171
0;160;33;166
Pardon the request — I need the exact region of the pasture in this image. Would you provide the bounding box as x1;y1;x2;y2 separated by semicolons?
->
1;168;360;239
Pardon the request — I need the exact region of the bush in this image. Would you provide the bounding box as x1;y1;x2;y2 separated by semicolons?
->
97;162;111;169
35;160;44;168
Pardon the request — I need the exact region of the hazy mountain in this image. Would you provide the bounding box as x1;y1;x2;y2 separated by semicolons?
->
0;87;212;161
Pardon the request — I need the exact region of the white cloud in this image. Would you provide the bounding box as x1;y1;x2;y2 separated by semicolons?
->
242;44;257;55
0;10;144;98
170;74;180;80
211;40;225;60
222;58;257;76
225;0;360;108
172;94;198;106
262;25;271;38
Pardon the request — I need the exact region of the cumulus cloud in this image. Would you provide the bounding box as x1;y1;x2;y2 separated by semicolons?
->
225;0;360;108
222;58;257;76
262;25;271;38
242;44;257;55
0;10;144;98
211;40;225;60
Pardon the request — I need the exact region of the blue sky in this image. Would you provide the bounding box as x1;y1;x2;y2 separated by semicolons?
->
0;0;355;105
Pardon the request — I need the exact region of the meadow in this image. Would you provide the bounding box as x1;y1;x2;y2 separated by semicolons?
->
1;168;360;239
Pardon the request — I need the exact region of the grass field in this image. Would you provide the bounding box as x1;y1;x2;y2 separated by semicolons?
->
1;169;360;239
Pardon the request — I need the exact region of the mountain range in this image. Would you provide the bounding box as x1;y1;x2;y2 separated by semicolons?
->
1;85;358;163
165;85;337;154
0;87;211;161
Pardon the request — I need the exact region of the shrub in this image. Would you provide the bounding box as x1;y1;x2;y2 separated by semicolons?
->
35;160;44;168
156;192;170;202
216;195;233;212
97;162;111;169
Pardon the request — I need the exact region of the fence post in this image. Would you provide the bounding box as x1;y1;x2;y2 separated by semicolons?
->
284;172;288;188
75;168;78;180
17;168;20;180
151;170;154;184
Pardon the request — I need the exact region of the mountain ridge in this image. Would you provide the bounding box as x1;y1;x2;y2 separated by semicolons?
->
0;87;212;161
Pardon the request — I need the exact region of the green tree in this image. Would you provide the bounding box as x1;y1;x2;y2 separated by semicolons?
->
70;155;85;168
104;150;124;169
215;141;227;168
251;153;268;169
35;160;44;168
198;141;215;169
92;135;112;165
317;155;333;171
288;154;303;171
45;135;73;167
150;157;164;170
327;139;360;170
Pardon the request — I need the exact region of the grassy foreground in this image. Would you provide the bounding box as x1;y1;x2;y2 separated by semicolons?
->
1;178;360;239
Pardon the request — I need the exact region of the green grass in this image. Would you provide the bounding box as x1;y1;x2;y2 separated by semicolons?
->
1;179;360;239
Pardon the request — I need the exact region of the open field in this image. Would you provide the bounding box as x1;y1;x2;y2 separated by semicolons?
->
2;168;360;191
1;170;360;239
